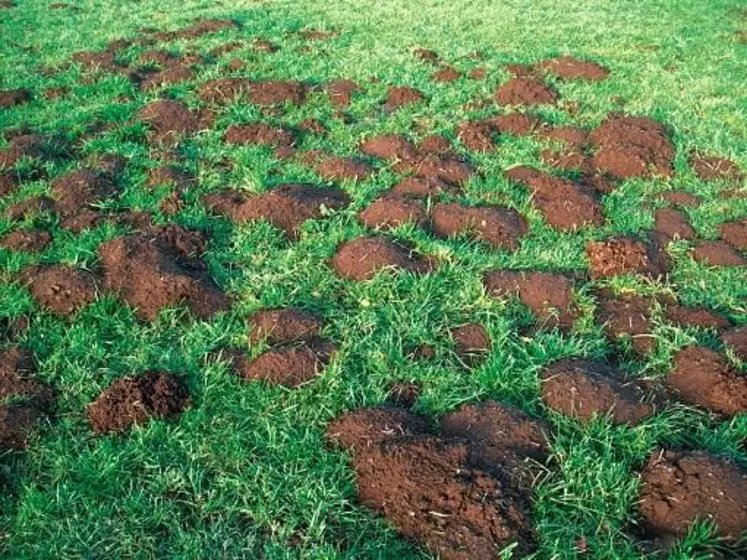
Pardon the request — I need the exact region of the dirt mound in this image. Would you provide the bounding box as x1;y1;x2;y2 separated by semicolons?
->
223;123;295;148
432;66;461;83
138;99;201;143
495;78;558;106
138;64;195;91
0;347;54;408
431;203;527;250
413;48;440;64
396;154;475;186
0;229;51;252
505;167;603;230
666;346;746;416
147;165;193;189
0;134;52;168
451;323;491;365
654;209;695;240
419;134;452;155
657;190;702;208
639;449;747;540
538;56;609;81
98;225;229;321
689;154;742;183
327;79;360;108
0;172;18;197
0;89;33;108
359;195;427;229
540;149;586;171
390;176;459;199
595;289;656;355
541;359;654;425
246;80;306;106
385;86;425;109
456;121;498;152
327;403;544;558
4;196;54;221
387;382;421;408
331;236;433;281
232;341;336;387
663;305;731;330
586;236;668;279
21;264;97;317
197;78;251;103
722;326;747;360
691;240;745;267
359;134;417;161
484;270;578;330
589;115;674;179
50;169;118;232
87;371;190;434
720;219;747;250
315;156;372;182
248;308;322;345
538;125;588;149
487;113;542;136
0;405;42;450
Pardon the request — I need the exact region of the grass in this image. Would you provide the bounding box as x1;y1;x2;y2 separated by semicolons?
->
1;0;746;558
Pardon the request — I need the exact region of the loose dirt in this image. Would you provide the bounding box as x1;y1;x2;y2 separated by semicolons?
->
232;341;336;388
586;236;668;279
451;323;491;365
494;78;558;106
654;208;695;240
21;264;97;317
248;308;322;345
595;289;656;355
224;123;296;148
431;203;527;250
0;229;51;252
689;153;743;183
359;195;428;230
385;86;425;109
720;218;747;250
538;56;610;81
330;236;433;281
691;240;745;267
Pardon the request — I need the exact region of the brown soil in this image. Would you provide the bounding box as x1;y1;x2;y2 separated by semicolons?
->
666;346;746;416
98;225;229;321
387;382;421;408
451;323;491;365
359;134;417;161
639;449;747;540
1;225;48;250
691;240;745;267
540;149;586;171
0;172;18;197
722;326;747;360
139;64;195;91
469;68;487;80
483;270;578;330
504;64;539;79
720;219;747;250
418;134;452;155
689;153;743;184
359;195;428;230
327;403;544;558
0;404;41;450
595;289;656;355
456;121;498;152
657;190;702;208
431;203;527;250
413;48;440;64
248;308;322;345
138;99;201;143
0;347;54;409
147;165;193;189
22;264;97;317
232;341;336;388
654;208;695;240
663;305;731;330
315;156;372;182
297;118;326;136
494;78;558;106
246;80;306;106
0;134;52;168
390;176;459;199
87;371;190;434
0;89;33;108
385;86;425;109
327;79;360;108
395;153;475;186
4;196;54;221
197;78;251;103
538;56;610;81
50;169;118;232
223;123;295;148
330;236;433;281
487;113;542;136
541;359;654;425
589;115;674;179
432;66;461;83
586;236;668;279
539;125;589;149
203;184;350;239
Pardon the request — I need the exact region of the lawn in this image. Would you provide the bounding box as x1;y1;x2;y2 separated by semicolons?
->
0;1;746;558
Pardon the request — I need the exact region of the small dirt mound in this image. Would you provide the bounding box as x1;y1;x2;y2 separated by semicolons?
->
359;134;417;161
0;134;52;168
691;240;745;267
586;236;668;279
99;225;229;321
495;77;558;106
589;115;674;179
0;347;54;409
639;449;747;541
541;359;654;425
331;236;433;281
233;341;336;388
654;208;695;240
359;195;428;229
484;270;578;330
138;99;201;143
431;203;527;250
720;219;747;251
147;165;193;189
657;190;702;208
197;78;251;103
487;113;542;136
0;172;18;197
327;79;360;108
0;89;33;108
247;80;306;106
538;125;588;149
315;156;372;182
432;66;461;83
538;56;609;81
456;121;498;152
248;308;322;345
385;86;425;109
595;289;656;355
50;169;118;232
0;229;51;252
689;153;742;184
0;405;42;450
387;382;421;408
4;196;54;221
419;135;452;155
390;176;459;199
21;264;97;317
722;326;747;360
396;154;475;186
663;305;731;330
666;346;746;416
223;123;295;148
203;184;350;239
413;48;440;64
451;323;491;365
87;371;190;434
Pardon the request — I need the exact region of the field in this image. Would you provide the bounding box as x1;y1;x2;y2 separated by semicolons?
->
1;0;746;558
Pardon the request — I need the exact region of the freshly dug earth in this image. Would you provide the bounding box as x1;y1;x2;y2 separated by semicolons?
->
666;346;746;416
0;229;52;252
722;326;747;360
359;195;428;229
385;86;425;109
541;359;654;425
594;289;656;355
138;99;202;143
654;209;695;240
691;241;745;267
663;304;731;331
431;203;527;250
22;264;97;317
586;236;668;279
538;56;609;81
494;78;558;106
451;323;491;365
50;169;118;232
689;154;743;183
639;449;747;540
248;308;322;345
314;156;372;182
223;123;295;148
87;371;190;434
331;236;433;281
720;219;747;250
232;341;336;388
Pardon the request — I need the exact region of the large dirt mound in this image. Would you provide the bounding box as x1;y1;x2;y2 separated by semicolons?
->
359;195;428;230
594;289;656;355
431;203;527;249
232;341;337;388
691;240;745;267
331;236;433;281
586;236;668;279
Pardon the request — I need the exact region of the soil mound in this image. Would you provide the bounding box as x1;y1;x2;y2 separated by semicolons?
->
541;359;654;425
197;78;251;103
538;56;609;81
586;236;668;279
495;78;558;106
0;134;52;168
0;347;54;408
22;264;97;317
487;113;542;136
484;270;577;330
589;115;674;179
359;195;427;229
87;371;190;434
0;172;18;197
0;229;51;252
138;99;201;143
385;86;425;109
147;165;193;189
247;80;306;106
456;121;498;152
657;190;701;208
331;236;433;281
233;341;336;388
451;323;491;365
387;382;421;408
0;404;42;450
390;176;459;199
663;305;731;330
4;196;54;221
691;240;745;267
50;169;118;232
315;156;372;182
359;134;416;161
595;289;656;355
396;154;475;186
98;225;229;321
223;123;295;148
654;209;695;240
689;154;742;184
639;449;747;540
666;346;746;416
432;66;461;83
327;79;360;108
0;89;33;108
431;203;527;250
413;48;440;64
203;184;350;238
248;308;322;345
722;326;747;360
720;219;747;251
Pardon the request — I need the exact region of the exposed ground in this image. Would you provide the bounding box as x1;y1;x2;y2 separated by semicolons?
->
1;0;746;558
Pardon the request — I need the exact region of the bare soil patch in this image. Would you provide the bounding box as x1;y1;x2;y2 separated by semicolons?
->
331;236;433;281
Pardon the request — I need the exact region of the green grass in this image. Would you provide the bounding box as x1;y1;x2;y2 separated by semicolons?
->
1;0;746;558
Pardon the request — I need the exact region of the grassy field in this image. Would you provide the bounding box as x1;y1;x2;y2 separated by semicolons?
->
1;1;746;558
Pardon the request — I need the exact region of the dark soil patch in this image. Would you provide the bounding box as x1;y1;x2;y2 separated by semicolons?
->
197;78;251;103
504;64;539;79
722;326;747;360
50;169;118;232
418;135;452;155
327;79;360;108
538;56;609;81
0;89;33;109
395;153;475;186
432;66;461;83
315;156;373;182
0;134;52;168
595;289;656;355
139;65;195;91
204;184;350;239
21;264;97;317
541;359;655;425
691;240;745;267
330;236;433;281
494;78;558;106
0;404;42;450
147;165;193;189
689;153;743;184
431;202;527;250
99;225;229;321
666;346;746;416
159;192;184;216
0;347;54;408
538;125;589;149
247;80;306;106
720;219;747;250
390;176;459;199
0;172;18;197
223;123;295;148
385;86;426;109
484;270;578;330
586;236;668;279
387;382;421;408
297;118;326;136
413;48;440;64
0;229;51;252
451;323;491;365
455;121;498;152
3;196;54;221
663;305;731;330
87;371;190;434
248;308;322;345
654;208;695;240
359;195;428;230
138;99;202;144
486;113;542;136
589;115;674;179
232;341;336;388
657;190;702;208
639;449;747;541
359;134;417;161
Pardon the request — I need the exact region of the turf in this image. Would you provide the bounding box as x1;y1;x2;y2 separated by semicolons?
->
1;0;746;558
